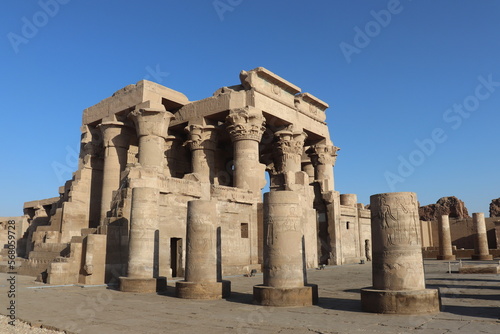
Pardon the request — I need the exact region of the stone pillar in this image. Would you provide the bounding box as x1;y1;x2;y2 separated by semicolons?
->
120;187;159;293
253;191;318;306
226;108;266;195
301;157;315;184
340;194;357;207
361;192;440;314
307;144;339;192
273;129;307;174
472;212;493;260
129;106;174;170
437;215;456;260
185;124;217;183
176;200;230;299
98;121;130;223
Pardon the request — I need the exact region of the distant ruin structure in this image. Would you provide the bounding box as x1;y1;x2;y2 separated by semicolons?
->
3;67;372;287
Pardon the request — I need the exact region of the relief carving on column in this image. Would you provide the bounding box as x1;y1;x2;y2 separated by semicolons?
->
226;107;266;142
307;144;340;167
184;124;217;151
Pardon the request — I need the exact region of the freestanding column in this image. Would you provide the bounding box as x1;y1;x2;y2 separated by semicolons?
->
306;143;339;192
253;191;318;306
98;121;130;223
120;187;159;293
472;212;493;260
437;215;456;260
226;107;266;195
185;124;217;183
176;200;230;299
361;192;440;314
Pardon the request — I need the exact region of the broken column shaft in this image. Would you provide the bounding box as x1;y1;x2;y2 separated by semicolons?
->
472;212;493;260
176;200;230;299
361;192;440;314
253;190;318;306
437;215;455;260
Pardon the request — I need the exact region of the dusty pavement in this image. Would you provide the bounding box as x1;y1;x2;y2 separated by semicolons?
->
0;260;499;334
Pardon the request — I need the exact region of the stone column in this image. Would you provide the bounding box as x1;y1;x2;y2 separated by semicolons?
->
472;212;493;260
307;144;339;192
129;107;174;170
226;108;266;195
361;192;440;314
253;191;318;306
273;129;307;174
176;200;230;299
437;215;456;260
120;187;159;293
120;106;174;293
340;194;357;207
185;124;217;183
98;121;130;223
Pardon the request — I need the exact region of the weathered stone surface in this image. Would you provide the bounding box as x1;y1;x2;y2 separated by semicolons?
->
361;192;440;315
9;67;371;290
489;198;500;217
419;196;470;221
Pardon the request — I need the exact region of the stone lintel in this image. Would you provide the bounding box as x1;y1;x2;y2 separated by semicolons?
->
23;197;60;210
295;92;328;123
83;80;188;126
241;67;301;95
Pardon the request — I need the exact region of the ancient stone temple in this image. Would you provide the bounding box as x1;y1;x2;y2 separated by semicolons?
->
8;67;371;287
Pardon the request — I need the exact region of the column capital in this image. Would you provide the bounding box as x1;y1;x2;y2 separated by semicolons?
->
226;107;266;142
184;124;217;151
129;107;174;139
306;144;339;166
97;121;130;148
272;129;307;173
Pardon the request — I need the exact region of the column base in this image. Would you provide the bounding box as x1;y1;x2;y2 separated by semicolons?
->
437;254;456;260
361;288;441;314
175;280;231;299
119;277;158;293
253;284;318;307
471;254;493;260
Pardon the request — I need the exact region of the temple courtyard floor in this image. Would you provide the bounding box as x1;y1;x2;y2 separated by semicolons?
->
0;259;499;334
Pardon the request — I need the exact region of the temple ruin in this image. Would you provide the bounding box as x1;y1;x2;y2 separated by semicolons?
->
5;67;372;287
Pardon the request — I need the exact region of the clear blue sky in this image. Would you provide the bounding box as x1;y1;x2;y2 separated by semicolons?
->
1;0;499;217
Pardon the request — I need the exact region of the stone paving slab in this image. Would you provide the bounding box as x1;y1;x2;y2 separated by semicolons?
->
0;260;499;333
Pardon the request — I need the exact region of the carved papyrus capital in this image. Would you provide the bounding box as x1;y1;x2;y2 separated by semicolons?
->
307;144;339;167
184;124;217;151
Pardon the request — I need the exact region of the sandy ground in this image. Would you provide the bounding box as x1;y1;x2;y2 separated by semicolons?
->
0;260;499;333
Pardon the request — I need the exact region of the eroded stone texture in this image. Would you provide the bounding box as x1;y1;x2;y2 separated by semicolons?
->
419;196;470;221
9;67;370;288
489;198;500;217
176;200;229;299
254;191;318;306
437;215;456;260
361;192;440;314
472;212;493;260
